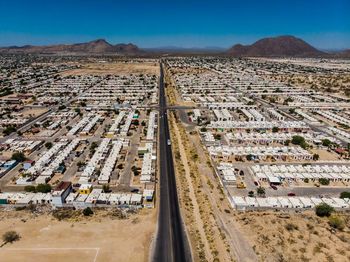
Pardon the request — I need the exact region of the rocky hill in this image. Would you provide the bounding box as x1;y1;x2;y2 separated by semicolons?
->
227;35;325;57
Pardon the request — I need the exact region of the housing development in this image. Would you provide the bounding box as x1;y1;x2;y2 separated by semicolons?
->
1;52;350;261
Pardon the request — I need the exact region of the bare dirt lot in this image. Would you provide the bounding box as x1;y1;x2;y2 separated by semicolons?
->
0;207;156;262
62;62;159;76
234;210;350;262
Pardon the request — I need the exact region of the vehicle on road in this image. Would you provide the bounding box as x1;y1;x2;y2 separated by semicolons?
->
288;193;296;196
167;139;171;146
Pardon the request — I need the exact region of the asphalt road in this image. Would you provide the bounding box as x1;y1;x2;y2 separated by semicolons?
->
152;62;191;262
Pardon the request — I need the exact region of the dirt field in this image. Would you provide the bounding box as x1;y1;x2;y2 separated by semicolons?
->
21;108;48;118
234;210;350;262
61;62;159;76
0;208;156;262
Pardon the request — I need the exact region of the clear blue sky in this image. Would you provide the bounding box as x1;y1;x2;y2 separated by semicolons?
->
0;0;349;49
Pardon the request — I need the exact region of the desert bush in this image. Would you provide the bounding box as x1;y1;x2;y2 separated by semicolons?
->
83;207;93;216
2;231;20;244
328;215;345;230
285;223;299;231
315;203;334;217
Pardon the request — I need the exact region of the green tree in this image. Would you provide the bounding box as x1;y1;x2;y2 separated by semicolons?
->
272;126;279;133
319;178;330;185
322;139;331;147
256;187;265;197
339;191;350;199
291;135;308;149
11;152;26;162
83;207;93;216
36;183;52;193
3;125;16;136
90;142;98;152
45;142;53;149
315;203;334;217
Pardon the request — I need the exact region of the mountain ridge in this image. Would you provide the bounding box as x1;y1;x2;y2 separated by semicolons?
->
0;39;140;54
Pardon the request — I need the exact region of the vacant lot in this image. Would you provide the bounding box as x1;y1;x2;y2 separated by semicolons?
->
0;208;156;262
62;62;159;76
234;210;350;262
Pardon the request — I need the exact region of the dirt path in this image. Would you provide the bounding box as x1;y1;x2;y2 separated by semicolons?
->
191;134;258;262
172;118;213;261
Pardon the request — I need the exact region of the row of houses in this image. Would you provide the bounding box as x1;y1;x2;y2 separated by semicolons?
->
208;145;312;161
98;139;124;184
251;164;350;183
208;120;309;130
317;110;350;127
0;181;154;209
231;196;350;211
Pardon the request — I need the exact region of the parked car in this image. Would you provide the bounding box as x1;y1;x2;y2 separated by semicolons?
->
288;193;296;196
270;184;278;190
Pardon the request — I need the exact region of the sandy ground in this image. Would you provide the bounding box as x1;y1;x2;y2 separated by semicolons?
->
310;148;342;161
0;208;156;262
21;108;48;118
61;62;159;76
234;210;350;262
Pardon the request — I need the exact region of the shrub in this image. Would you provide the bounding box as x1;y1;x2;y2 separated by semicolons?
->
256;186;265;196
36;183;52;193
3;126;16;136
315;203;334;217
303;178;309;183
328;215;345;230
313;154;320;161
319;178;330;186
45;142;53;149
83;207;93;216
2;231;20;244
52;209;76;221
285;223;299;231
24;185;36;192
102;184;110;193
322;139;331;147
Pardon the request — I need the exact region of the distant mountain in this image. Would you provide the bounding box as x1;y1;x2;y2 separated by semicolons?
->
0;39;140;54
227;35;326;57
144;46;226;54
335;49;350;58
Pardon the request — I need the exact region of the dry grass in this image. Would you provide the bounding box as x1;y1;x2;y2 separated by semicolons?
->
234;210;350;262
61;62;159;76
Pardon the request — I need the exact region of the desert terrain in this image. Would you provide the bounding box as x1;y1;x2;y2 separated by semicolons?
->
0;207;156;262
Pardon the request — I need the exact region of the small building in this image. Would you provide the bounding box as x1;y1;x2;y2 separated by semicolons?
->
79;184;93;194
51;181;73;207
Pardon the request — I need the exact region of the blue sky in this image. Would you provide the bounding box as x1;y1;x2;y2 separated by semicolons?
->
0;0;349;49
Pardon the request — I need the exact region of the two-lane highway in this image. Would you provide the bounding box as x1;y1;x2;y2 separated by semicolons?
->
152;62;191;262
